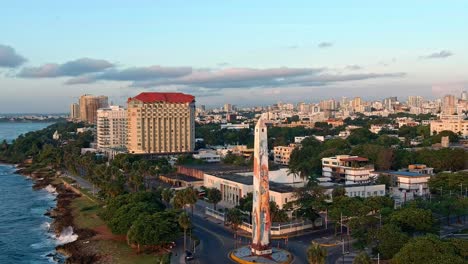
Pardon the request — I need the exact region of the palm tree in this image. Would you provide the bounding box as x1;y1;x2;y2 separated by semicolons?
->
162;188;174;206
184;187;198;215
307;242;327;264
178;212;191;251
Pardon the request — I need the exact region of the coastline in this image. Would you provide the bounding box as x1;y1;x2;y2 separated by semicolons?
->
11;162;100;264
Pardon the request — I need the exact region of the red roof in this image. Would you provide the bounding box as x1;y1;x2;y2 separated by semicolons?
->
341;157;368;162
128;92;195;103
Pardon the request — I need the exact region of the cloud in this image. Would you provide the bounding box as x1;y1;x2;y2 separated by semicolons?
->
318;42;333;48
132;67;322;88
66;65;192;84
0;44;27;68
18;58;114;78
130;67;405;91
345;65;362;70
420;50;453;59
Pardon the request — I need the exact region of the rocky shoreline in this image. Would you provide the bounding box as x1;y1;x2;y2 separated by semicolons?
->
15;165;100;264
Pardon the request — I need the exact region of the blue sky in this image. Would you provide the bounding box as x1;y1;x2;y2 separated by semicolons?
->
1;1;467;113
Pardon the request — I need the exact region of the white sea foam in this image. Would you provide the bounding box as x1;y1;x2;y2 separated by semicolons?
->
41;221;51;231
56;226;78;245
45;185;57;195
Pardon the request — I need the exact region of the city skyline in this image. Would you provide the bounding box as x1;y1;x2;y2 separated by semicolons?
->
1;1;468;113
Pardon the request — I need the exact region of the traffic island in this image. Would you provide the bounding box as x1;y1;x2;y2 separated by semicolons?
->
230;246;293;264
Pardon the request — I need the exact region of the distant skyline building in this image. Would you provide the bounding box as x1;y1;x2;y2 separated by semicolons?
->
407;96;423;108
442;94;457;115
127;92;195;154
79;95;109;124
97;105;127;150
461;90;467;101
69;103;80;121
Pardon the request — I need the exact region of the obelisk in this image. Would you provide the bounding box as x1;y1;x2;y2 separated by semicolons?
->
251;116;272;255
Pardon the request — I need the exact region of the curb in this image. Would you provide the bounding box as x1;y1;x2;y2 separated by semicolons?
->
229;249;294;264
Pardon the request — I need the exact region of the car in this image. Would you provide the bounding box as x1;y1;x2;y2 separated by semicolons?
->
185;250;194;261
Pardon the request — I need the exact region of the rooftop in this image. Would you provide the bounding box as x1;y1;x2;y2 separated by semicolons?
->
128;92;195;104
211;173;296;193
177;163;251;174
341;157;369;162
381;171;430;177
161;174;203;182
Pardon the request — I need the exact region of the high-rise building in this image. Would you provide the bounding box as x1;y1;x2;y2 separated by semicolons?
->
461;90;467;101
79;95;109;124
127;92;195;154
442;94;456;115
69;103;80;121
407;96;423;108
224;103;233;112
97;106;127;150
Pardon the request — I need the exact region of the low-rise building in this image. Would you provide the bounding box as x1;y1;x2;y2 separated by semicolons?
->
322;155;376;184
220;123;250;130
380;171;431;200
325;184;386;201
430;115;468;138
193;150;221;163
273;144;297;165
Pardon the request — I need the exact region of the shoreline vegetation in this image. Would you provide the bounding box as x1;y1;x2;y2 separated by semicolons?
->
0;121;186;264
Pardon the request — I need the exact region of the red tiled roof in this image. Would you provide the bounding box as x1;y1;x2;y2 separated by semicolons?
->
128;92;195;103
341;157;368;162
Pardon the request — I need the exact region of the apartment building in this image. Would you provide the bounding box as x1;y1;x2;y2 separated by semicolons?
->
273;144;297;165
430;114;468;138
79;95;109;124
69;103;80;121
127;92;195;154
96;106;127;150
322;155;376;184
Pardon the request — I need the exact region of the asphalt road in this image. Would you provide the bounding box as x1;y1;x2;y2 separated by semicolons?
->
188;212;343;264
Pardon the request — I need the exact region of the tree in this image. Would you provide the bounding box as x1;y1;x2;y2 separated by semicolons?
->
307;242;327;264
269;201;289;223
373;224;409;259
178;212;191;251
390;207;434;234
207;188;222;210
353;252;372;264
173;187;198;215
226;208;243;239
127;210;180;253
161;188;174;206
294;183;328;225
392;235;465;264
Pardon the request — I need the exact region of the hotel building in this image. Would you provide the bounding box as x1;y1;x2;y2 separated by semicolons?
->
127;92;195;154
97;106;127;150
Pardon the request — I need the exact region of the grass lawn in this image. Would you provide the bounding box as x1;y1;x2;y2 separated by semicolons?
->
68;184;170;264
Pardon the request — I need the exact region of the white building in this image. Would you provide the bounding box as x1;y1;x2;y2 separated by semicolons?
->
97;106;127;150
203;172;295;209
325;184;386;201
322;155;376;185
220;123;250;130
193;150;221;163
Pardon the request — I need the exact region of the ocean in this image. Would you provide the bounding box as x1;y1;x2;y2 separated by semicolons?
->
0;122;62;263
0;122;54;143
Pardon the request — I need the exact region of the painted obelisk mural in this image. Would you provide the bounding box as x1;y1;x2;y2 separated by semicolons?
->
251;115;272;255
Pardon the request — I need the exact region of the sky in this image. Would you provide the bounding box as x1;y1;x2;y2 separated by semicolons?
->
1;0;467;113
